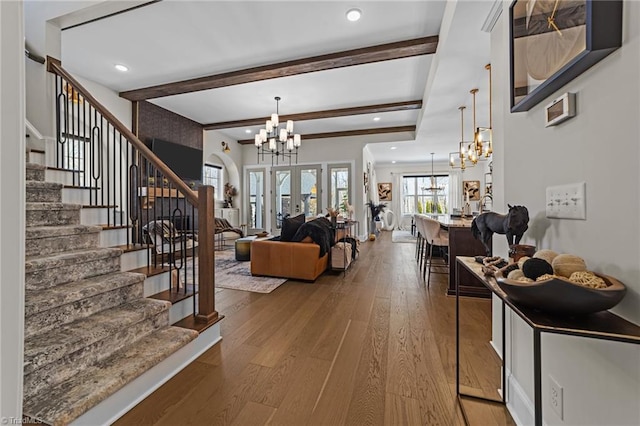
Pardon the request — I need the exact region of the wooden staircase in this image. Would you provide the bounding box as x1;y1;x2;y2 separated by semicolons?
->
22;158;207;425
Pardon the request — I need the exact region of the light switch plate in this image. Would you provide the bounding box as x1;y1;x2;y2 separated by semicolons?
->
546;182;586;219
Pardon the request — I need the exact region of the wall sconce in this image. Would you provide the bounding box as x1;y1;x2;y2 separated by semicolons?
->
221;141;231;154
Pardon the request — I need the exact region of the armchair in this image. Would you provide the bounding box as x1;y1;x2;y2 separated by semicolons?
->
214;217;244;249
142;220;198;263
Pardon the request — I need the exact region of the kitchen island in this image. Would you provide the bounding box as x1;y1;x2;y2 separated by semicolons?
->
431;215;492;298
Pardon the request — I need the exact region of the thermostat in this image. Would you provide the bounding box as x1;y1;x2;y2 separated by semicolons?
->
545;92;575;127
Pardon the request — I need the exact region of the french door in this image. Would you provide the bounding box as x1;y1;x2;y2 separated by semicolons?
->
271;165;322;232
246;168;266;234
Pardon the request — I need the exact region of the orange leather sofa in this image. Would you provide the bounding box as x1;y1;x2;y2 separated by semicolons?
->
250;239;329;281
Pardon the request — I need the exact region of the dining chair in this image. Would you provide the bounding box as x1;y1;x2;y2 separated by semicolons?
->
421;216;449;287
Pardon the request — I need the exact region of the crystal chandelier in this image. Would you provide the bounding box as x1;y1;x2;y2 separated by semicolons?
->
254;96;301;165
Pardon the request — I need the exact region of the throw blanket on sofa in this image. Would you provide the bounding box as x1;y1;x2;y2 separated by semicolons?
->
291;217;335;257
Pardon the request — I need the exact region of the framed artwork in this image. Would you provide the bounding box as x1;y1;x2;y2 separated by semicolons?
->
509;0;622;112
463;180;481;201
378;182;392;201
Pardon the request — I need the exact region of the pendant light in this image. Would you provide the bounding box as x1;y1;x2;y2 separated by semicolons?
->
423;153;444;192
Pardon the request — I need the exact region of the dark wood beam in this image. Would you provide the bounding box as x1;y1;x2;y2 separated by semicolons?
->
237;126;415;145
204;100;423;130
120;36;438;101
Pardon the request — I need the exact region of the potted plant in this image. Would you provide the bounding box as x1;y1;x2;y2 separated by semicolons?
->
366;201;386;237
224;183;238;208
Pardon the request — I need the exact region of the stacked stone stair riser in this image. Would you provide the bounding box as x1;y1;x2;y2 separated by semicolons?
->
24;272;145;338
26;203;81;227
25;248;122;290
25;225;101;257
26;164;45;181
23;299;170;400
23;328;197;425
26;181;63;203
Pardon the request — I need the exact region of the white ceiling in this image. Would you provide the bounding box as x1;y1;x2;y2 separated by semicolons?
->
57;0;496;165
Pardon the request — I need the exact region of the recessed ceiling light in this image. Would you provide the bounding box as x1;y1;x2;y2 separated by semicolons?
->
245;129;252;134
114;64;129;72
373;117;381;122
390;146;397;150
392;161;397;164
346;8;362;22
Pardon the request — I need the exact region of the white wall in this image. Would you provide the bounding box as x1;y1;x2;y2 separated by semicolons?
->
241;135;368;238
204;130;242;209
493;2;640;425
0;0;26;419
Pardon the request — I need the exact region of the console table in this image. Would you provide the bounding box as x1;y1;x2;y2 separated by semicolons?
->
455;256;640;426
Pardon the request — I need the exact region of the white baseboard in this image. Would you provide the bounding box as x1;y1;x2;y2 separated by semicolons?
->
70;323;222;426
489;339;503;360
505;368;535;426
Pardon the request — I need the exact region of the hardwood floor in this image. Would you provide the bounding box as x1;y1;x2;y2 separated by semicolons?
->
116;232;515;426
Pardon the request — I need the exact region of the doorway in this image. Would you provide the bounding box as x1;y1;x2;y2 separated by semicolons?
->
246;168;266;234
271;165;322;232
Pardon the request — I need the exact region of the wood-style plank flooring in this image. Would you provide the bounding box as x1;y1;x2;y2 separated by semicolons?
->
116;232;514;425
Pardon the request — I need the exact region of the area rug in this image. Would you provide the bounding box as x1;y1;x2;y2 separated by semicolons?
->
392;230;417;243
214;250;287;293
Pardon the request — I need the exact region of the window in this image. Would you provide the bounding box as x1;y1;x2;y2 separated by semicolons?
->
62;138;84;172
402;175;449;215
203;164;222;199
328;164;351;215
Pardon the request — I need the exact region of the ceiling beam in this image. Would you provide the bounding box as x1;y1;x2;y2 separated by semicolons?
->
120;36;438;101
203;100;423;130
237;126;415;145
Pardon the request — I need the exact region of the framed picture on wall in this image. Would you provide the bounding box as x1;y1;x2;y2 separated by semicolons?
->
463;180;481;201
378;182;392;201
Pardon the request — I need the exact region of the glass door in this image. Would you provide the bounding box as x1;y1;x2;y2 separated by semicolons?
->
246;168;265;234
271;165;322;232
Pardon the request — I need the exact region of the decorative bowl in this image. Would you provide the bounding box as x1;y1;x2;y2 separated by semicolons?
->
495;272;626;316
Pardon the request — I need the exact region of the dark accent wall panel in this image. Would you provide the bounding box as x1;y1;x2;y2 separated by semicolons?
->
135;100;203;149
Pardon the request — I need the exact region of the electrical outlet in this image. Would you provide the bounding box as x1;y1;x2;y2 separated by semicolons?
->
549;375;564;420
546;182;586;219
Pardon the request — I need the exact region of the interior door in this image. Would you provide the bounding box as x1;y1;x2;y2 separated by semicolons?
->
271;165;322;232
246;168;265;234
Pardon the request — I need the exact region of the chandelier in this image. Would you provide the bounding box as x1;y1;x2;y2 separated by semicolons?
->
254;96;301;165
422;153;445;192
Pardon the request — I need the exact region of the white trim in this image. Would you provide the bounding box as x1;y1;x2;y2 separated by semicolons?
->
481;0;503;33
71;323;222;426
0;0;26;419
505;368;535;426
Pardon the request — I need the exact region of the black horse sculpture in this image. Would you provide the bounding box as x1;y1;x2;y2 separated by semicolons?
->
471;205;529;256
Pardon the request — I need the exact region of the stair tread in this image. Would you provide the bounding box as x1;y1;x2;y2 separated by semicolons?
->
24;271;145;317
26;181;63;189
26;163;46;170
23;326;198;426
26;202;81;210
129;264;170;277
113;243;151;253
24;298;171;373
25;224;102;239
25;247;122;271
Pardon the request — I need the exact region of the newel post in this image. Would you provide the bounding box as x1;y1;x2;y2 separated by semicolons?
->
197;185;218;323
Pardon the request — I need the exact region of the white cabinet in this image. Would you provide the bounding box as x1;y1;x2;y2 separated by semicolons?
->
215;208;239;227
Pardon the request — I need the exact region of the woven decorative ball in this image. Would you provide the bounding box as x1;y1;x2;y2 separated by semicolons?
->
517;256;531;269
368;233;376;241
552;254;587;278
533;249;559;265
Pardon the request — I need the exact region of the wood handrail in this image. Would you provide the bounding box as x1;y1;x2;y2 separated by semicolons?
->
47;57;198;206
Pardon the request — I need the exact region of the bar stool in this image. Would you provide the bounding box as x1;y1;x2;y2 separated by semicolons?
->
422;216;449;287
